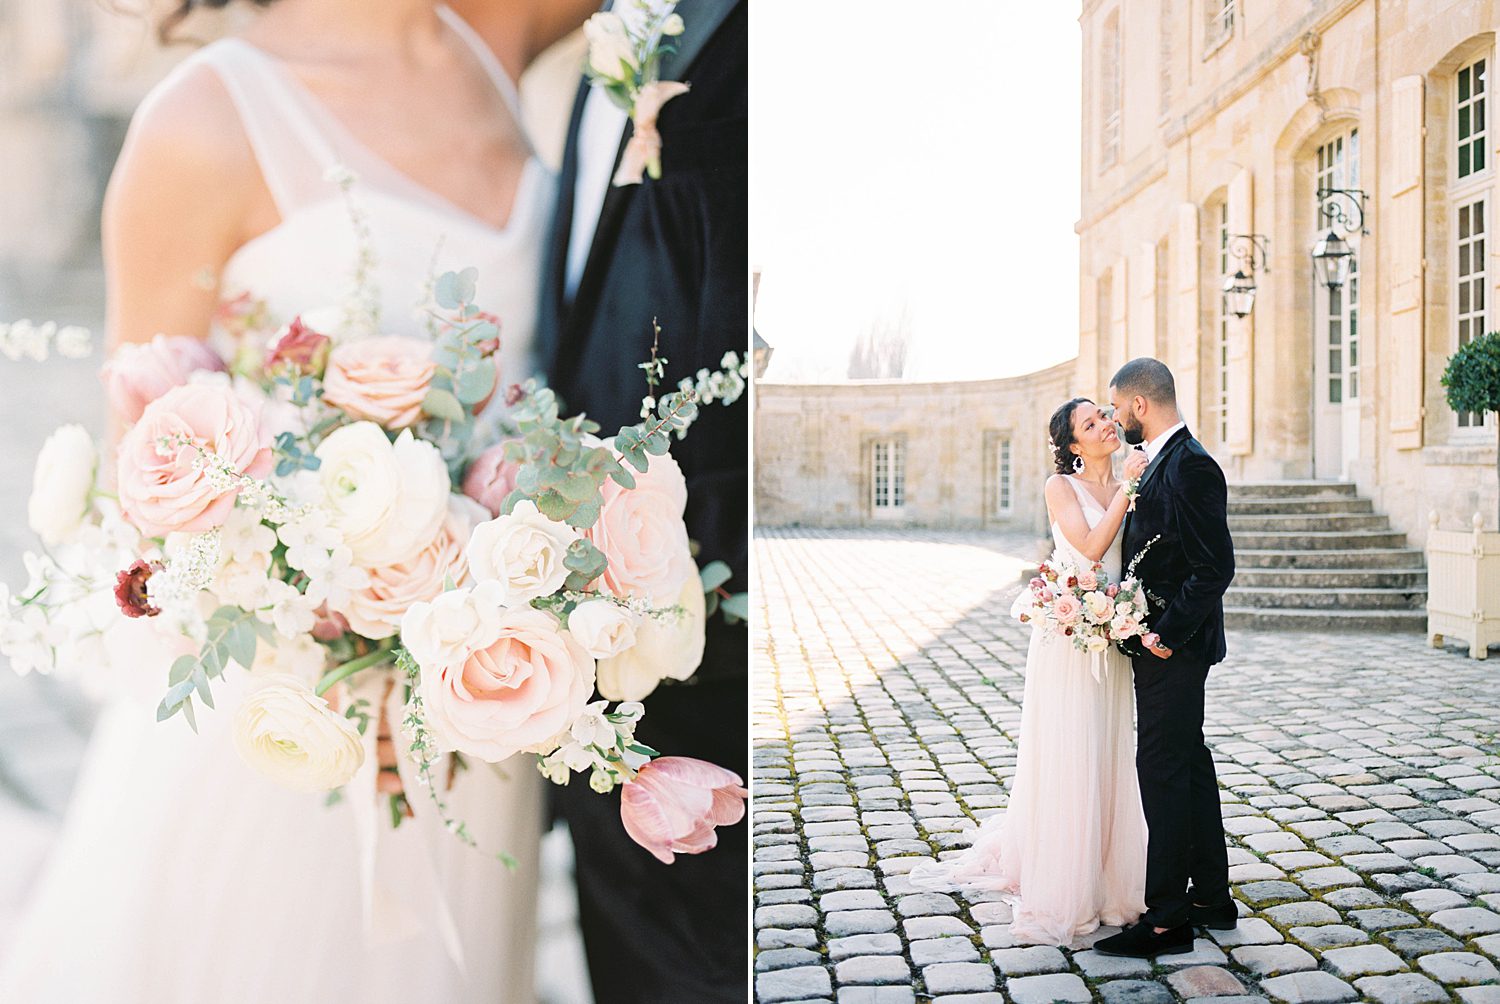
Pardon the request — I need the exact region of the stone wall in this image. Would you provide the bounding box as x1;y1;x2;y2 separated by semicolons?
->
754;363;1073;534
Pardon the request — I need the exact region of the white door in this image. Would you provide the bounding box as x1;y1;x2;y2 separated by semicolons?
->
1313;129;1362;480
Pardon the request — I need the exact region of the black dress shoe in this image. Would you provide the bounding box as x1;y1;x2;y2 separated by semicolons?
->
1189;899;1238;930
1094;921;1194;958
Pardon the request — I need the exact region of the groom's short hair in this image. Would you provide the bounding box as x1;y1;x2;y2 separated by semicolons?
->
1110;357;1177;406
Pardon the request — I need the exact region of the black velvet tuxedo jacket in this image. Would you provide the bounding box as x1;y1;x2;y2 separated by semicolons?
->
1120;427;1235;666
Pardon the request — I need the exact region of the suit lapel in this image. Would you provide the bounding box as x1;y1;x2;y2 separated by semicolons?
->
1136;426;1192;498
554;0;739;367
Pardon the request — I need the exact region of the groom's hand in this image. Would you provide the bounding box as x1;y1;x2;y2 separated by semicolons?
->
1148;642;1173;660
1123;448;1149;481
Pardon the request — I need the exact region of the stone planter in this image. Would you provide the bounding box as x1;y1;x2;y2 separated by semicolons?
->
1426;512;1500;659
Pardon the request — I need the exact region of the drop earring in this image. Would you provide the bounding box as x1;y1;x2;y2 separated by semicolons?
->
1073;456;1085;474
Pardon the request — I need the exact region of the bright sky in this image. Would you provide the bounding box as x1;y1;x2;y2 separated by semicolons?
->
751;2;1082;383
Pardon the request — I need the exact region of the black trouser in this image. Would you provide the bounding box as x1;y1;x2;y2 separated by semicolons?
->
1132;650;1229;929
551;648;747;1004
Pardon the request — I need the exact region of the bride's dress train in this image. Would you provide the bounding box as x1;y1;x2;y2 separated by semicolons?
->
0;8;554;1002
910;475;1147;945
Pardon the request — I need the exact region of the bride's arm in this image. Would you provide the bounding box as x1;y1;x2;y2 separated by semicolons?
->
103;65;256;354
449;0;604;81
1045;475;1129;564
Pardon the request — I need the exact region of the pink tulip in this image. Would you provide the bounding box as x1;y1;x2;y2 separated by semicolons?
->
1143;632;1161;650
1106;583;1120;598
265;317;332;377
620;757;748;864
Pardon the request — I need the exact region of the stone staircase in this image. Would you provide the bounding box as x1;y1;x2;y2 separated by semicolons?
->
1224;481;1427;631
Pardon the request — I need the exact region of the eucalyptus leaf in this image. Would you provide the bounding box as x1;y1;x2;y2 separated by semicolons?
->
566;498;601;529
168;654;198;687
192;667;215;710
226;620;256;671
181;696;198;733
721;592;749;623
535;490;573;522
455;364;495;405
434;272;462;310
698;561;733;592
455;266;479;303
421;388;466;423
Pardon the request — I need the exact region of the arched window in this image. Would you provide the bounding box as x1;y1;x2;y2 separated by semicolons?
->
1453;54;1491;431
1100;10;1121;170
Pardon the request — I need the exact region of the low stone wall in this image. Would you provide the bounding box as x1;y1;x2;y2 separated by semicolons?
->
753;363;1075;533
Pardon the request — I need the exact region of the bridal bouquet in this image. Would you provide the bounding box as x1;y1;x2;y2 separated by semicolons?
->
1011;558;1158;659
2;265;749;866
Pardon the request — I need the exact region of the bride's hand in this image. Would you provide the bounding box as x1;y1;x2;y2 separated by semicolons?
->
1123;448;1149;481
376;704;408;799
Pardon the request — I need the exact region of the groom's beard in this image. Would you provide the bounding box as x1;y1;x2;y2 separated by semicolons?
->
1120;419;1145;446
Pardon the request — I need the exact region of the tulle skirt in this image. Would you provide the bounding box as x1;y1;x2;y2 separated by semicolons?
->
0;669;543;1003
910;624;1147;945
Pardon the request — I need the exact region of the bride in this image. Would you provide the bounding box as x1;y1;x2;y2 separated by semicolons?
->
910;397;1151;945
0;0;594;1000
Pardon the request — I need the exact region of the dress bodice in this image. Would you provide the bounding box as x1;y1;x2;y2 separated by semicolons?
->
163;4;554;387
1049;476;1123;582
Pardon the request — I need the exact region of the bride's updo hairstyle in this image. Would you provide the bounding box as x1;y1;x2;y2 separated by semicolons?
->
158;0;278;43
1047;397;1093;474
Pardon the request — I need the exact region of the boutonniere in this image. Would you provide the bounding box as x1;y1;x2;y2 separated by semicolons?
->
584;3;691;186
1123;470;1143;512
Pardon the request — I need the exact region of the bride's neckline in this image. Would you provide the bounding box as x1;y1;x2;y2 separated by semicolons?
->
1066;473;1114;515
218;5;535;236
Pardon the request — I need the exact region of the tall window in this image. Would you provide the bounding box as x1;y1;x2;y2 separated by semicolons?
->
1458;58;1488;179
995;437;1013;515
1100;11;1121;170
872;440;905;514
1454;56;1492;430
1317;129;1360;406
1214;201;1230;444
1456;198;1487;427
1206;0;1235;50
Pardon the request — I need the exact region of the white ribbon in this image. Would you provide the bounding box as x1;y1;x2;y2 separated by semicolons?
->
346;670;467;972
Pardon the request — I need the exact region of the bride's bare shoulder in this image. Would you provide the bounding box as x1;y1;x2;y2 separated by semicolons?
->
105;55;257;244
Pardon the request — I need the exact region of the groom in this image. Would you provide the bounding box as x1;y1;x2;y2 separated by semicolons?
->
535;1;748;1001
1098;357;1237;958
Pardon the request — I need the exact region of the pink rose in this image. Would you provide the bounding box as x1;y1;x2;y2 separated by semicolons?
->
587;451;695;604
101;335;227;424
620;757;748;864
1143;632;1162;650
1077;569;1099;591
1052;593;1082;625
462;439;523;516
265;317;332;377
116;383;272;537
337;496;487;640
408;599;596;763
321;336;435;430
1106;583;1120;598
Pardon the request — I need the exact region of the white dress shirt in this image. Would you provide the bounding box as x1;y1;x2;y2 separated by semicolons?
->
564;0;676;301
1143;420;1187;462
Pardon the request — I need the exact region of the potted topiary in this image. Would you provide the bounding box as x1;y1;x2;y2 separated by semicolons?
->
1426;331;1500;659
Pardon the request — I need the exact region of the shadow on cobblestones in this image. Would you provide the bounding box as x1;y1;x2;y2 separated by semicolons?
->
753;528;1500;1004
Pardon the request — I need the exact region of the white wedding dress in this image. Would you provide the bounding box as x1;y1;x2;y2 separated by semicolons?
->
910;475;1148;945
0;8;552;1003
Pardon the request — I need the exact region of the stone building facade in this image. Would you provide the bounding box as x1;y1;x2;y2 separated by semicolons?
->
753;365;1073;533
1078;0;1499;539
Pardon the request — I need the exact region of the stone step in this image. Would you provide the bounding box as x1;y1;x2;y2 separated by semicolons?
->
1228;481;1358;500
1229;497;1375;516
1233;529;1409;550
1224;585;1426;610
1224;607;1428;631
1235;548;1427;569
1232;567;1429;589
1227;512;1391;533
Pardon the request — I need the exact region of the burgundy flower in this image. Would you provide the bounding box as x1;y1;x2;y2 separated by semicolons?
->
114;560;163;618
266;317;332;377
504;383;527;407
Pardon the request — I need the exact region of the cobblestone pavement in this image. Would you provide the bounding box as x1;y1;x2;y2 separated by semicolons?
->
753;527;1500;1004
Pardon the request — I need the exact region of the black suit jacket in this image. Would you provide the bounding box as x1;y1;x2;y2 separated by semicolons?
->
535;6;748;998
1120;427;1235;666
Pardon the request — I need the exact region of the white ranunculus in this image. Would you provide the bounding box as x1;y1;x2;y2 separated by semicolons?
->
1085;634;1109;654
466;500;580;606
232;673;364;792
28;424;95;546
596;575;705;702
584;11;638;80
315;423;450;568
1084;591;1114;624
661;12;685;35
568;599;640;659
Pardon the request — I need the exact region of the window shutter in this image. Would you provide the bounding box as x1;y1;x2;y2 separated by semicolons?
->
1172;202;1201;429
1224;167;1254;455
1390;74;1425;449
